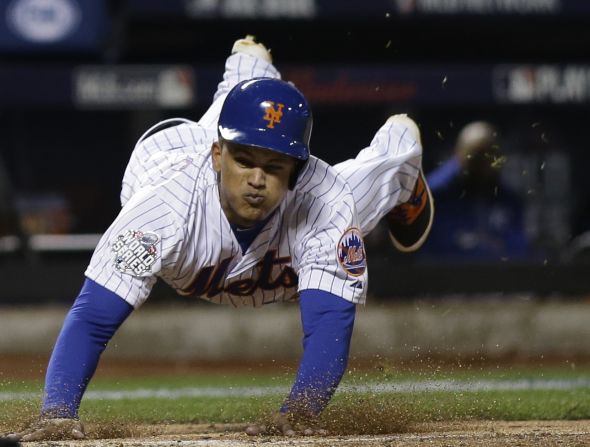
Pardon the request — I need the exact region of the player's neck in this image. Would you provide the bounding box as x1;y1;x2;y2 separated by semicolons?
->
230;212;275;254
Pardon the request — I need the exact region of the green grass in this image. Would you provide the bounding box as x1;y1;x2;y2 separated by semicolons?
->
1;365;589;430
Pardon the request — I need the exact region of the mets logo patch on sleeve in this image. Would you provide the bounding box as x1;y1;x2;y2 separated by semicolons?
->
112;230;161;277
337;227;366;277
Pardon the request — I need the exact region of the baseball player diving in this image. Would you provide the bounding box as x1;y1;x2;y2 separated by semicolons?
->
5;35;434;441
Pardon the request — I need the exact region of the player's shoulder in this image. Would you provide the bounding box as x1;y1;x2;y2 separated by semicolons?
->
285;156;357;228
293;156;353;202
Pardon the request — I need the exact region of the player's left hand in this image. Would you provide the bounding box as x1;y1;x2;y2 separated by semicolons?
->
245;412;327;436
4;417;85;442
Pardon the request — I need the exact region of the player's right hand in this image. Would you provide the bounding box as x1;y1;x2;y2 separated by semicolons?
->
4;417;85;442
245;412;327;436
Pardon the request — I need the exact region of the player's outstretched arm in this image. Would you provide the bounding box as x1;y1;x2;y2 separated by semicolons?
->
198;35;280;129
246;290;356;436
4;279;133;442
213;35;277;102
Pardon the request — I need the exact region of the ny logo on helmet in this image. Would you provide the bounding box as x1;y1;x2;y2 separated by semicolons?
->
263;102;284;129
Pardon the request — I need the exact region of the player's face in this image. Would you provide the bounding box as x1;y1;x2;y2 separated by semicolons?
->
212;141;296;228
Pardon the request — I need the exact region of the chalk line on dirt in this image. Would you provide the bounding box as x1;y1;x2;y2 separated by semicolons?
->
2;377;590;402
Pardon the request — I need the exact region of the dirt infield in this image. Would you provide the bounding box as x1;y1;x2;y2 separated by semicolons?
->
17;420;590;446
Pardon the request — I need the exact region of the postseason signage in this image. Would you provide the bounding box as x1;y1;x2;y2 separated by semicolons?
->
494;65;590;104
0;0;107;51
73;66;196;109
1;63;590;106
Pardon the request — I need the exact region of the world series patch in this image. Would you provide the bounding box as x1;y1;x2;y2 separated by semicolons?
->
112;230;160;277
337;227;366;277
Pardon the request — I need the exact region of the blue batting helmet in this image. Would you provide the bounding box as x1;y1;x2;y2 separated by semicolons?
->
218;78;312;161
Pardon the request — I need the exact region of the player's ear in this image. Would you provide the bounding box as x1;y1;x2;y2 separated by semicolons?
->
211;141;222;173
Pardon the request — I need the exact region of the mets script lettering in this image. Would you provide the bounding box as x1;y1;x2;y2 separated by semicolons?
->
263;102;284;128
184;250;298;298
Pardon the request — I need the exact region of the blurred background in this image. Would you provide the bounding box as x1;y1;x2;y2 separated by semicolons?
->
1;0;590;307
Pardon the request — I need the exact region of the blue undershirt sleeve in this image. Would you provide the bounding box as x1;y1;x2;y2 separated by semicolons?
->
41;278;133;418
280;289;356;416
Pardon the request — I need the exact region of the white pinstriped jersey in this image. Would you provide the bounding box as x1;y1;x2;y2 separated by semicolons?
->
85;52;422;309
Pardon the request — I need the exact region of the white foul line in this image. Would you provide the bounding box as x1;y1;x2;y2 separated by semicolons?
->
2;378;590;402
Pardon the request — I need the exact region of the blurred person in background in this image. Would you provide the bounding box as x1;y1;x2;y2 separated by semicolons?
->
420;121;528;260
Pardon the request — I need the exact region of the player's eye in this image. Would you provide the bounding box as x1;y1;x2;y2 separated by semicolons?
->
265;164;287;173
235;158;253;168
